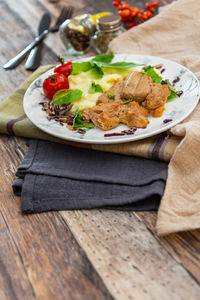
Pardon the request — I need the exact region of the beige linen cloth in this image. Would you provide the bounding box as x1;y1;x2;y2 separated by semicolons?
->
108;0;200;236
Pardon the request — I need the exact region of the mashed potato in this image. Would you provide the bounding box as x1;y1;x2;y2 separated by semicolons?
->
68;67;138;113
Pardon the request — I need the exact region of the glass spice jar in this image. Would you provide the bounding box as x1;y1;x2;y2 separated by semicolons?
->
92;14;125;54
59;14;96;55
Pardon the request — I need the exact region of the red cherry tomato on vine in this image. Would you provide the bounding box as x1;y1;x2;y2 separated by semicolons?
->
121;1;129;9
112;1;119;7
117;4;123;10
43;73;69;100
149;7;155;13
152;1;159;7
121;8;131;17
54;62;72;77
146;2;153;8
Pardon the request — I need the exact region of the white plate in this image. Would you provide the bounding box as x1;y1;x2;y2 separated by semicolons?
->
23;54;200;144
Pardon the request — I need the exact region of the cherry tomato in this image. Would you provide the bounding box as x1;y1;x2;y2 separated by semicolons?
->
149;7;155;13
146;2;153;9
146;10;153;18
132;7;139;14
142;14;148;20
43;73;69;100
118;10;123;16
54;62;72;77
112;1;119;7
152;1;159;7
121;1;129;9
117;4;123;10
128;22;136;29
120;16;128;22
122;8;131;17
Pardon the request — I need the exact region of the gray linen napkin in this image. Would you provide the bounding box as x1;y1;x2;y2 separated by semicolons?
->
12;139;168;214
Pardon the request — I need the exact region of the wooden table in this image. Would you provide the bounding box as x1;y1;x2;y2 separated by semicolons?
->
0;0;200;299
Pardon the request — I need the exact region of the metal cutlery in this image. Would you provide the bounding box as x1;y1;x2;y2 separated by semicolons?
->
3;6;74;69
25;13;51;70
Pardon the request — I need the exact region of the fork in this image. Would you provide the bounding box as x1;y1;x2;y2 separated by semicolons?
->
3;6;74;69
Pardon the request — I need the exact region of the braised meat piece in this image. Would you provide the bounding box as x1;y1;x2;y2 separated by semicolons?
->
142;83;171;110
135;73;153;102
97;81;124;104
83;102;121;131
82;101;149;131
122;71;153;103
119;101;149;128
121;72;142;100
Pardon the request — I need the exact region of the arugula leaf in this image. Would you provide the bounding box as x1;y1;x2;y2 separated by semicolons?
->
73;109;94;129
88;82;103;94
108;93;115;99
52;89;82;105
142;66;162;83
71;61;91;75
101;62;144;69
92;54;114;64
122;99;132;104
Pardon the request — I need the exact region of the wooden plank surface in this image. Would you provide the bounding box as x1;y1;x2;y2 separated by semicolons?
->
0;0;200;299
0;135;114;300
61;209;200;300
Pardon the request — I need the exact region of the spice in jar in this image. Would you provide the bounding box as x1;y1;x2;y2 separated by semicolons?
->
59;14;96;55
92;14;125;54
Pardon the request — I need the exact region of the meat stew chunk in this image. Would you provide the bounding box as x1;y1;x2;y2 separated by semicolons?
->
122;71;153;103
142;83;171;110
83;102;121;131
97;81;124;104
119;101;149;128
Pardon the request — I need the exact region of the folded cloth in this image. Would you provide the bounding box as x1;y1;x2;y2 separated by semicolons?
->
12;139;168;213
109;0;200;236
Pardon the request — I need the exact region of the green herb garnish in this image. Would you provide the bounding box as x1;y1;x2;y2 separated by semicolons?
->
52;89;82;105
142;66;178;101
122;99;132;104
141;66;162;84
73;109;94;130
71;54;144;78
71;61;91;75
92;54;114;64
91;63;104;78
100;62;143;69
88;82;103;94
108;93;115;99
